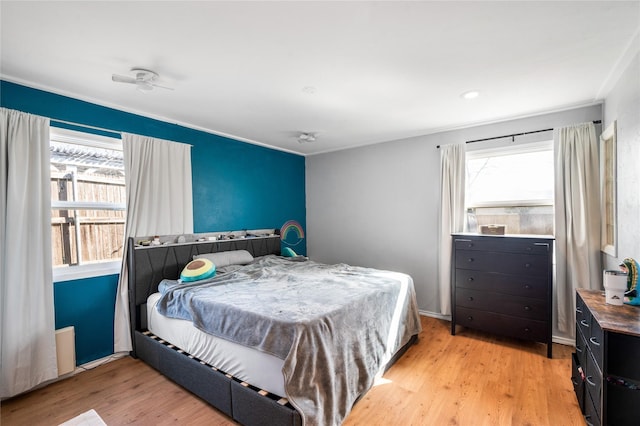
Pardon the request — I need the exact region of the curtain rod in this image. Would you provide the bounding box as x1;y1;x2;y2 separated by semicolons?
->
50;118;123;136
50;118;193;147
436;120;602;148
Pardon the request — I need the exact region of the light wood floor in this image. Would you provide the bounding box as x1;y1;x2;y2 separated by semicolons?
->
1;316;583;425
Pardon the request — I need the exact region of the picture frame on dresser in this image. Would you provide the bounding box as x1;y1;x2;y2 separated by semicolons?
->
450;233;554;358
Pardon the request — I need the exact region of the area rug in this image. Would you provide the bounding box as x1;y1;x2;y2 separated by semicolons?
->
58;409;107;426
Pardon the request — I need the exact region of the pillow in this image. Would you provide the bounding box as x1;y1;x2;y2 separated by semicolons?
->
180;258;216;282
215;264;244;275
282;247;297;257
194;250;254;268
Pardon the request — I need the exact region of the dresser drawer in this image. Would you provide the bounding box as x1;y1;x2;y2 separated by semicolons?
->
576;290;604;369
455;307;547;342
588;317;604;369
453;237;551;255
455;250;549;276
571;353;585;412
576;323;588;372
578;310;592;342
455;269;548;299
456;288;547;321
583;388;601;426
585;351;603;421
576;295;587;331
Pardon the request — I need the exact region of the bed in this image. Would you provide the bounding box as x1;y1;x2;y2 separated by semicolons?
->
128;235;421;426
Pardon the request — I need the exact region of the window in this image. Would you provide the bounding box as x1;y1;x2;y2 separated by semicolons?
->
465;141;554;235
50;128;125;280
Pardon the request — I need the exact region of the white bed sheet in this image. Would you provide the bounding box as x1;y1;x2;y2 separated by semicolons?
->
147;292;286;397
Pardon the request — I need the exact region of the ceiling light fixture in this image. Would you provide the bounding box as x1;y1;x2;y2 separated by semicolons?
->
461;90;480;100
112;68;173;92
297;133;316;143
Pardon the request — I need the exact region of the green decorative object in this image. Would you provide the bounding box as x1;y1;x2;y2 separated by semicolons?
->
620;257;640;306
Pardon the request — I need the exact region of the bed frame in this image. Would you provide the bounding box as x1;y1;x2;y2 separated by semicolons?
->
127;235;417;426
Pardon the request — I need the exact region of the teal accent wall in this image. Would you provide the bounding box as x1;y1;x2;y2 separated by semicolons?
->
1;80;306;365
54;274;119;365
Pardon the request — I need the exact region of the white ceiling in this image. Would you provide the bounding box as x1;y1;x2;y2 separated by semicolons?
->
1;1;639;156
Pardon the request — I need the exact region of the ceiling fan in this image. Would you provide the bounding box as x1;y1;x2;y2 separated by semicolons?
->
111;68;173;92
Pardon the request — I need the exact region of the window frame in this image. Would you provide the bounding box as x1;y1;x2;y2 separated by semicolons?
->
465;140;554;236
50;127;125;282
465;140;554;208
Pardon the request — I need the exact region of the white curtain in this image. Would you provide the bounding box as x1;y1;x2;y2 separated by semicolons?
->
438;144;466;316
554;122;601;335
113;133;193;353
0;108;57;397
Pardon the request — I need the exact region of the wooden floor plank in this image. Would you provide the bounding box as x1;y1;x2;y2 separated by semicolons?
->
1;316;582;425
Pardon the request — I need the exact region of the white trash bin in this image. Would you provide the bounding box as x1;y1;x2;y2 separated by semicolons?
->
603;270;628;305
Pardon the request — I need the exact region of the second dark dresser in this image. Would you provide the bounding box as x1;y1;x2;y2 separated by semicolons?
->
451;233;554;358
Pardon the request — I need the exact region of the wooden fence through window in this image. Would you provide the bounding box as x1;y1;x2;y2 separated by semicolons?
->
51;171;125;267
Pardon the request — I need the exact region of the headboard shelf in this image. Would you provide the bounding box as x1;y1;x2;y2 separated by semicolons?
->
134;234;279;250
134;229;279;249
127;234;281;347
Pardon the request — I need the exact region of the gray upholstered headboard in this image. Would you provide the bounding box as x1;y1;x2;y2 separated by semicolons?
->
127;235;281;335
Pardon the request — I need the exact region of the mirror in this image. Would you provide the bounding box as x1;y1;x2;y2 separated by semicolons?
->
600;120;617;256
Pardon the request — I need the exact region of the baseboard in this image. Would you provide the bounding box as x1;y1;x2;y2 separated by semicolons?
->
419;310;576;348
10;352;127;398
418;310;451;320
552;335;575;347
72;352;127;375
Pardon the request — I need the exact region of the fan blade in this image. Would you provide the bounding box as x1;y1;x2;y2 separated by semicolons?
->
136;83;153;93
112;74;137;84
150;83;174;91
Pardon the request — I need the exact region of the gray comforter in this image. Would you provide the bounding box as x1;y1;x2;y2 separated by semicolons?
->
156;255;421;426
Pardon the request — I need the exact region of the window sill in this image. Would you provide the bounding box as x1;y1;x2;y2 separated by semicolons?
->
53;261;121;282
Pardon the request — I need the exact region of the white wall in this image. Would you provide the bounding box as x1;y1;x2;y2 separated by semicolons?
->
306;104;602;337
603;50;640;270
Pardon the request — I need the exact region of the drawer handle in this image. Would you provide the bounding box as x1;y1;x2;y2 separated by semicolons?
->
586;376;596;387
467;316;473;321
468;277;474;282
523;284;531;289
589;337;601;347
576;345;583;354
580;319;589;328
585;416;594;426
571;378;579;386
576;307;582;314
467;258;474;263
467;243;474;248
524;263;531;268
468;296;474;301
524;327;531;333
524;306;531;311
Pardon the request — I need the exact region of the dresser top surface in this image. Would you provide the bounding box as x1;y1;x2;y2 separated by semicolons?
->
578;289;640;337
452;233;555;240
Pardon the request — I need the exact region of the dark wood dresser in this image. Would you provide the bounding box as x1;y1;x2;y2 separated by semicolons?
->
573;289;640;426
450;233;554;358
